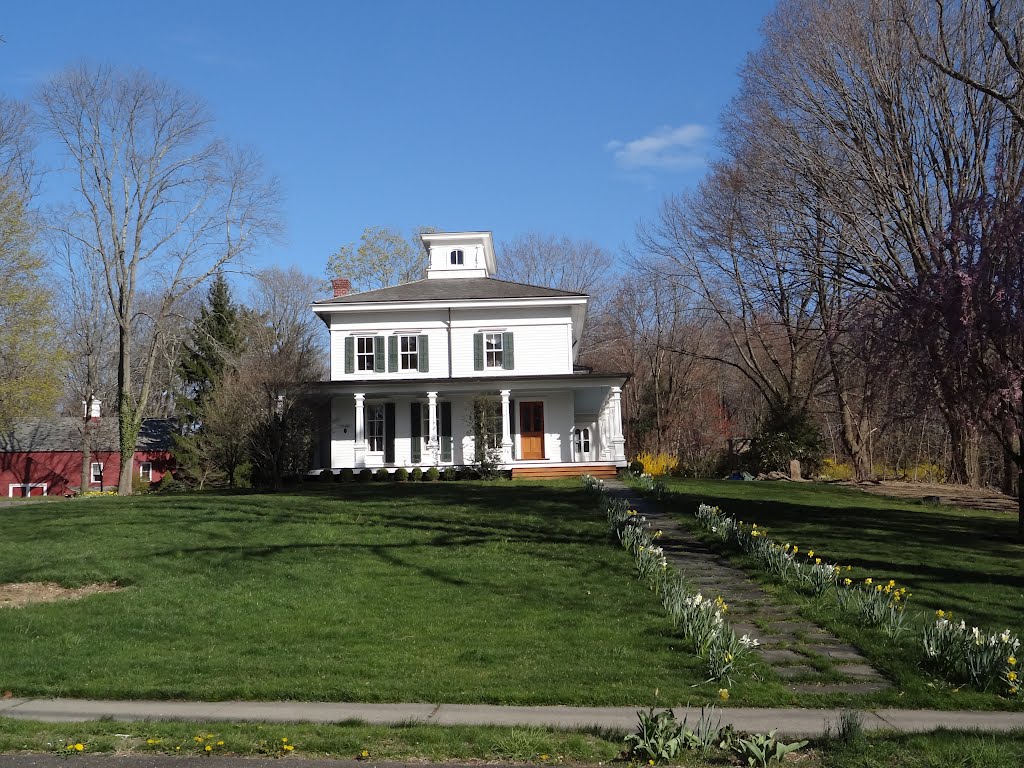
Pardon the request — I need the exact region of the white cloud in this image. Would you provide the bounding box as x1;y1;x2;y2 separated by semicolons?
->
605;124;710;171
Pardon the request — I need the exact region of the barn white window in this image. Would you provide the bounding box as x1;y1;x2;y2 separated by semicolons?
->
90;462;103;484
140;462;153;482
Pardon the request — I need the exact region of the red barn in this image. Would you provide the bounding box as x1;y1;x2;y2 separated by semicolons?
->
0;417;174;497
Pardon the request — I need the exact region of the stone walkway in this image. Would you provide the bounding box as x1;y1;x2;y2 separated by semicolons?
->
604;480;891;696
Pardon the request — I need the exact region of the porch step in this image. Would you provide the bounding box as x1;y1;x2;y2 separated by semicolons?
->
511;464;620;480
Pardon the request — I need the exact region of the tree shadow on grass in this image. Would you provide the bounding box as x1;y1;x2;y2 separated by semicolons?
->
660;485;1024;621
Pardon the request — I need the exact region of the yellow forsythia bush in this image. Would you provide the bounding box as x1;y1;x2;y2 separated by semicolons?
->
634;451;680;477
819;458;854;481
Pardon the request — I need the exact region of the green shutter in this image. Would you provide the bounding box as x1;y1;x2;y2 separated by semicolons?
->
384;402;395;463
418;335;429;372
374;335;385;372
440;402;452;462
388;336;398;372
344;337;354;374
473;333;484;371
411;402;421;463
502;332;514;370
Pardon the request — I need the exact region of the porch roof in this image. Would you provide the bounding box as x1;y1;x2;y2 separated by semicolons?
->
303;372;628;399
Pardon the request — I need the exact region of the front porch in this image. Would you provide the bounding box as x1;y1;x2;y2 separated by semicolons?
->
307;374;628;472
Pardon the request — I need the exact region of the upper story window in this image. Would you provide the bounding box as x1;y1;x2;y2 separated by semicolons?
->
399;335;418;370
357;336;375;371
450;249;464;265
484;332;503;368
473;331;514;371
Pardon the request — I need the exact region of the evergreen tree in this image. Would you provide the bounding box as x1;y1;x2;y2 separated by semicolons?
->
178;273;243;418
174;273;246;488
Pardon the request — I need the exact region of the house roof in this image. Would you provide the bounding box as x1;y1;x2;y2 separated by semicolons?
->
0;418;175;453
312;277;587;305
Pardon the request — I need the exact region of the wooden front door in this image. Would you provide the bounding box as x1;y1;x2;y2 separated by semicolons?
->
519;401;545;460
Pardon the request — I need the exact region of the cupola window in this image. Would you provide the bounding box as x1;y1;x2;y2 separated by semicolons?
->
450;249;464;265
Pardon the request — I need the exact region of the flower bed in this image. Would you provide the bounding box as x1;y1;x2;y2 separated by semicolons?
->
630;475;1021;697
583;476;759;682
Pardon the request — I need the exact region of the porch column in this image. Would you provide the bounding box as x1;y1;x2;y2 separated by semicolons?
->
427;391;439;464
610;386;626;462
354;393;366;467
499;389;513;463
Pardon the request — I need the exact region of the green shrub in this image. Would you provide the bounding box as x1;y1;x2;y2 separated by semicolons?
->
394;467;409;482
442;466;458;482
425;467;440;482
357;468;373;483
339;468;354;483
410;467;423;482
374;467;391;482
156;473;185;494
319;469;334;482
628;459;644;475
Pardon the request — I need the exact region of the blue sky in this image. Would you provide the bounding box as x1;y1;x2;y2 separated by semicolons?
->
2;1;775;279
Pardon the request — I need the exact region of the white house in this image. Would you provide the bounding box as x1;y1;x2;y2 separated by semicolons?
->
308;231;627;478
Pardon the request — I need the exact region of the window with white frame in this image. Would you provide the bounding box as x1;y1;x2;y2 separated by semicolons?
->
356;336;375;371
421;404;432;449
574;428;591;454
367;404;385;452
90;462;103;484
139;462;153;482
450;249;464;265
484;333;503;368
399;335;419;370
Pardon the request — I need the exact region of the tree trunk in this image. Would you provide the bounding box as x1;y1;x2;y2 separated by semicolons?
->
947;419;982;486
117;321;135;496
80;418;92;494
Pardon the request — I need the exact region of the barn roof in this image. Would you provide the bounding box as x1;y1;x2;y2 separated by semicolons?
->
0;418;174;453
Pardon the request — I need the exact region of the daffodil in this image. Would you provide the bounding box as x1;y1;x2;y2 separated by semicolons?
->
718;688;730;701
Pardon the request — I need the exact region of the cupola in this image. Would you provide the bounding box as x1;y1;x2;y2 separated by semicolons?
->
421;231;496;279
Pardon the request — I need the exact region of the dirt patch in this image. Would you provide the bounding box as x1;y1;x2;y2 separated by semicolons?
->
0;581;122;608
843;480;1019;515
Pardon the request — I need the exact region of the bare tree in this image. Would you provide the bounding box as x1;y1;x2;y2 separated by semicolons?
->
326;226;435;293
497;233;614;294
39;64;281;494
902;0;1024;129
249;266;328;382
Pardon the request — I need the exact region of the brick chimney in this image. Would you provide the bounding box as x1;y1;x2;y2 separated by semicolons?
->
331;278;351;298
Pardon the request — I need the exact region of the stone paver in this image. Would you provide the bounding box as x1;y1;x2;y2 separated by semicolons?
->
604;480;892;694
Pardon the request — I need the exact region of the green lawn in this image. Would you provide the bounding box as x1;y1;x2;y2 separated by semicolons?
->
0;481;736;705
655;478;1024;709
2;717;1024;767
